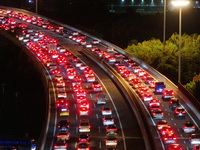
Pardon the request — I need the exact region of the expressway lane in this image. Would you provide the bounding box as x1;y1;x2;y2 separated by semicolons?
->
0;9;147;150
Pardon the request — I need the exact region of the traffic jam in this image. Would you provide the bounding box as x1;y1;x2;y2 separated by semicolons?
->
0;8;200;150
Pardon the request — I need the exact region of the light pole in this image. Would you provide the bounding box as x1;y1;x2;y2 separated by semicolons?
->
171;0;189;83
36;0;38;14
163;0;166;45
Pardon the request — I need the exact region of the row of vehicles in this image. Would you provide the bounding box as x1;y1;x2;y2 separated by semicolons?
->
0;9;121;150
1;8;200;150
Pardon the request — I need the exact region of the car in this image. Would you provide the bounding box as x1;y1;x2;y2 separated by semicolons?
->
80;64;87;70
79;101;89;109
59;105;69;116
155;82;165;93
56;80;65;88
137;70;146;77
107;56;116;63
50;69;61;75
149;104;161;112
85;43;92;48
57;131;70;141
79;107;89;116
54;74;63;82
67;70;76;79
162;133;177;144
79;133;89;143
86;74;95;82
72;84;83;92
117;67;127;74
162;89;174;99
167;144;183;150
91;81;103;91
149;80;157;88
103;115;114;125
79;119;91;132
106;47;114;52
58;119;69;131
190;134;200;145
106;124;117;133
151;109;164;119
53;139;67;150
75;89;86;97
132;66;140;73
141;93;153;101
121;70;131;78
148;99;160;107
169;98;180;110
174;107;186;117
96;93;106;104
76;96;87;103
80;40;86;46
159;126;174;136
75;60;83;67
106;133;117;147
91;46;98;51
193;145;200;150
182;121;195;133
57;87;66;94
57;91;67;98
76;142;90;150
92;40;99;44
156;120;169;130
56;98;68;108
102;107;112;115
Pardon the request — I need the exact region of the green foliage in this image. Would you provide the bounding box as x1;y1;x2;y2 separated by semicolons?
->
125;33;200;84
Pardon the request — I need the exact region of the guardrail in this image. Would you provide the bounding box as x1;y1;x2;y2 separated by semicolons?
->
178;82;200;111
81;47;157;150
0;29;50;149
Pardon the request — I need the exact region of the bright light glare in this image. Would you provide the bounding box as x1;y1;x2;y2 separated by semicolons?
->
171;0;190;7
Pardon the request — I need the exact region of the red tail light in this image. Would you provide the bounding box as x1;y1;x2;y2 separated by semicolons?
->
114;140;117;143
164;138;168;141
161;113;164;115
54;146;58;148
173;137;177;140
192;126;195;128
106;140;108;143
182;111;186;114
89;125;91;129
63;145;67;148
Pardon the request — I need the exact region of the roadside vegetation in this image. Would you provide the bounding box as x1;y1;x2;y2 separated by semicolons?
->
125;33;200;100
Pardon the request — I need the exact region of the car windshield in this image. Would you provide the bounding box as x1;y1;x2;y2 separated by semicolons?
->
81;122;89;126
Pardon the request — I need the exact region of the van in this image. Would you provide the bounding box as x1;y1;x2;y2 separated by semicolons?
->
97;93;106;104
106;47;114;52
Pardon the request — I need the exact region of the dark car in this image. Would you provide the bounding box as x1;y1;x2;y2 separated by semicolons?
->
169;98;180;110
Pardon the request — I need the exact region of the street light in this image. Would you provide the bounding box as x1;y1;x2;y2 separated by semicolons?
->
36;0;38;14
171;0;189;83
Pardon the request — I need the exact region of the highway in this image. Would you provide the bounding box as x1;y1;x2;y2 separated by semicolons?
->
1;7;200;150
0;8;146;150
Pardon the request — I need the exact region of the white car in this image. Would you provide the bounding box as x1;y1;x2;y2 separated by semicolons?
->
106;133;117;148
190;134;200;145
103;115;114;126
57;91;67;98
79;119;90;132
106;47;114;52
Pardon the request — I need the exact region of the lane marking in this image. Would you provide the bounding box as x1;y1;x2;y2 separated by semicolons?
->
98;126;101;132
96;114;99;119
99;141;101;149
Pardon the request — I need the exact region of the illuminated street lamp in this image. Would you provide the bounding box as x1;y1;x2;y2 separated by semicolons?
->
171;0;189;83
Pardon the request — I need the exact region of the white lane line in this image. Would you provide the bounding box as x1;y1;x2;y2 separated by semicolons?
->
177;129;180;131
62;72;65;76
165;108;167;111
72;94;74;98
181;104;200;130
76;114;78;120
93;103;96;108
76;127;78;133
180;134;183;137
174;123;176;126
184;141;186;144
99;141;101;149
90;93;92;98
171;118;173;121
187;147;189;150
75;142;77;148
42;67;57;150
97;76;127;150
74;103;76;109
96;114;99;119
98;126;101;132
